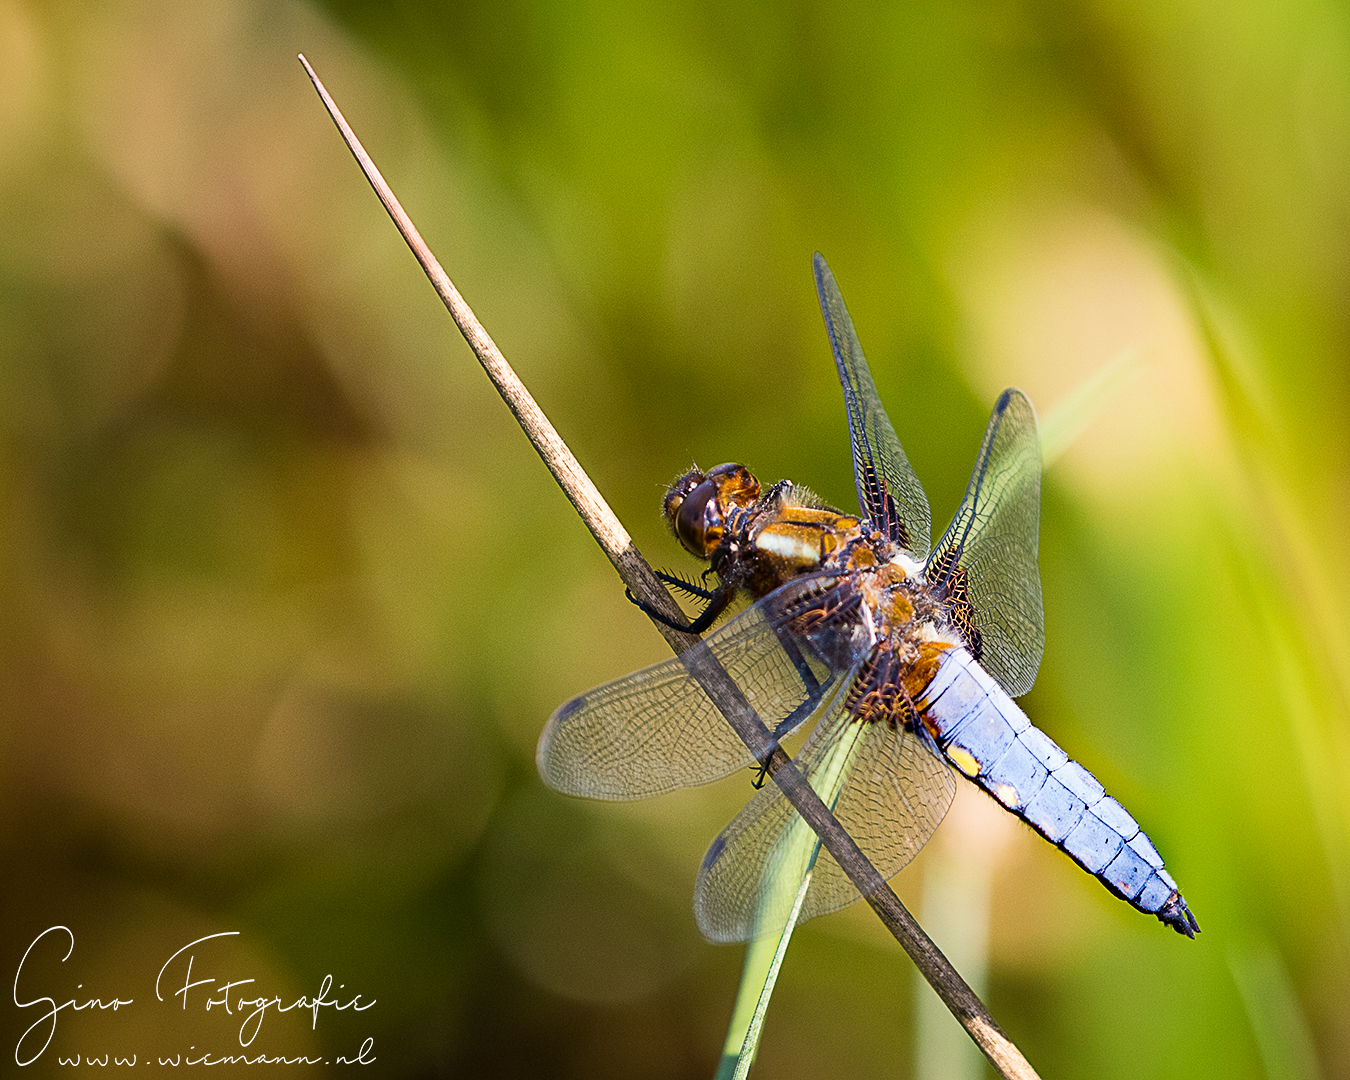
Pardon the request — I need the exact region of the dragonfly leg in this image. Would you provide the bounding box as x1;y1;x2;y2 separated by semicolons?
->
653;568;719;601
625;577;735;634
747;692;826;789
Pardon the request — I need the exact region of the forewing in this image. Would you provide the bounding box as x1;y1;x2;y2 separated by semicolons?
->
925;388;1044;697
813;253;931;558
538;576;872;800
694;703;956;944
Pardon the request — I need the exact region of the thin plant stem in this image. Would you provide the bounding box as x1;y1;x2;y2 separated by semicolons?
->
299;53;1040;1080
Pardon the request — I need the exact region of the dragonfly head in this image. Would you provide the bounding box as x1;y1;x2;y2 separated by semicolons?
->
664;463;761;559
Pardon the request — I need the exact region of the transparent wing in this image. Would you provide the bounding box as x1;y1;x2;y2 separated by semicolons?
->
925;388;1043;697
694;699;956;944
538;575;873;800
813;253;931;559
796;713;957;924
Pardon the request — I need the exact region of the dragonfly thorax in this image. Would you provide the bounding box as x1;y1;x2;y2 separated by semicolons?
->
850;563;965;719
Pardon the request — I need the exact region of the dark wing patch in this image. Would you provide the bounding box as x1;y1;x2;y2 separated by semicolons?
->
813;253;931;559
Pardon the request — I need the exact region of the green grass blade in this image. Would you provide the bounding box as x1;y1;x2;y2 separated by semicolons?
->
713;723;868;1078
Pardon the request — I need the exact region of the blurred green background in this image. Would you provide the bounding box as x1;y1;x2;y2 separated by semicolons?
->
1;0;1347;1076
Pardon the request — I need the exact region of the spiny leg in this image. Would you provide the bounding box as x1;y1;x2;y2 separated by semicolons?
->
625;570;735;634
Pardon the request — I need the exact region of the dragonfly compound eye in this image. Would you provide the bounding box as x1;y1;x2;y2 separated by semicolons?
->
670;477;725;559
665;464;761;560
663;468;706;527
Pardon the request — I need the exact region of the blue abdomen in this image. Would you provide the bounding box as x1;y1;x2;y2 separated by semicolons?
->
918;649;1199;937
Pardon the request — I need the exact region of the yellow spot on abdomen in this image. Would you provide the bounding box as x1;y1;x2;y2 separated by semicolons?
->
948;746;980;777
994;782;1020;808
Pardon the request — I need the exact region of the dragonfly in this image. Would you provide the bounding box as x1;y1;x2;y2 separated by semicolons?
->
537;253;1199;945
